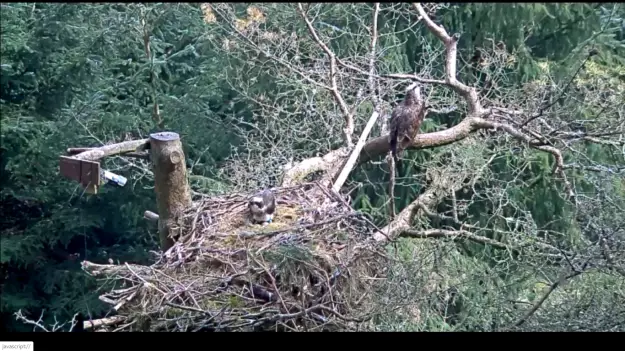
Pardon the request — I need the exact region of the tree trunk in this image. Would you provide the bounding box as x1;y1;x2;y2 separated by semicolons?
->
149;132;192;251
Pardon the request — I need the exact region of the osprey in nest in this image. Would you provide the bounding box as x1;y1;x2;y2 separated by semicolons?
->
389;82;429;174
248;189;276;225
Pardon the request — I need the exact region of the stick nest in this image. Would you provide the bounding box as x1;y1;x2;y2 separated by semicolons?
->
81;183;386;332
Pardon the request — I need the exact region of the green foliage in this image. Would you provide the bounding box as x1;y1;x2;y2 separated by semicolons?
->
0;3;240;331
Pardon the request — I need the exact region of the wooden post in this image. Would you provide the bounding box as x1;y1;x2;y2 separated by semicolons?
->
149;132;192;251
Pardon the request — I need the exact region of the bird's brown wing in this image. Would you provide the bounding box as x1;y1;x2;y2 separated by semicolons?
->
390;104;412;174
262;190;276;215
389;106;402;159
409;103;426;139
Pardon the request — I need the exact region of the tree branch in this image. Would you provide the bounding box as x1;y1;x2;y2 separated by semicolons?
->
297;3;355;147
70;139;149;162
413;3;484;115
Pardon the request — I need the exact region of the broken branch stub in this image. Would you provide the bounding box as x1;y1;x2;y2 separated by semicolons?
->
149;132;192;251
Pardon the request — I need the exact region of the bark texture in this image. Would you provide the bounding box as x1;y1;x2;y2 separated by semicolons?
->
149;132;192;251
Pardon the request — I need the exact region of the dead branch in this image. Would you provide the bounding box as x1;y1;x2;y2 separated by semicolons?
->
84;316;127;330
144;210;159;222
14;310;78;332
81;260;152;277
68;147;150;160
70;139;149;162
374;170;463;242
413;3;484;115
332;111;380;192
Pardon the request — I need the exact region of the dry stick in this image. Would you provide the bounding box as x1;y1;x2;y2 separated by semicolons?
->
83;316;126;330
506;270;583;330
332;111;380;193
144;210;159;222
246;213;360;238
388;153;396;219
67;147;149;160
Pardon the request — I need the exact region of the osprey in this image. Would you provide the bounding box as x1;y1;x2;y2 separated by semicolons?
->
389;82;429;174
248;189;277;225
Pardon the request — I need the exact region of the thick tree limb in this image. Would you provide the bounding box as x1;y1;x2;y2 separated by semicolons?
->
70;139;149;162
413;3;485;115
84;316;126;330
374;171;464;242
282;148;349;187
68;147;150;160
285;116;574;197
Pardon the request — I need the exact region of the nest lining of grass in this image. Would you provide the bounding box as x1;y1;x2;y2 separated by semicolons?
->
81;183;386;332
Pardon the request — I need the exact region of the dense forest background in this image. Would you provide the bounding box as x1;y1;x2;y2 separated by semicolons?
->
1;3;624;332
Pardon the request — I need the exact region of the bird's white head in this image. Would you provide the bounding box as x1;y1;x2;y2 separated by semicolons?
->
406;82;420;95
249;196;264;211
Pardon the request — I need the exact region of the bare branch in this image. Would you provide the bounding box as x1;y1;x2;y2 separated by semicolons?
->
70;139;149;162
367;3;381;110
297;3;355;147
400;229;511;250
84;316;127;330
413;3;484;115
508;270;583;330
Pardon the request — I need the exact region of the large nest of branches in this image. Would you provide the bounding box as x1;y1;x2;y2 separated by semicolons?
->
81;183;386;332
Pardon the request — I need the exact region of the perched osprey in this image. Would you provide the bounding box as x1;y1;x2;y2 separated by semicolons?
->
248;189;277;225
389;82;429;174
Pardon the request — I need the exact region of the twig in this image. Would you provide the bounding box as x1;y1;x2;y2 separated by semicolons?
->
506;270;583;329
14;310;50;332
388;153;396;219
243;213;360;238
